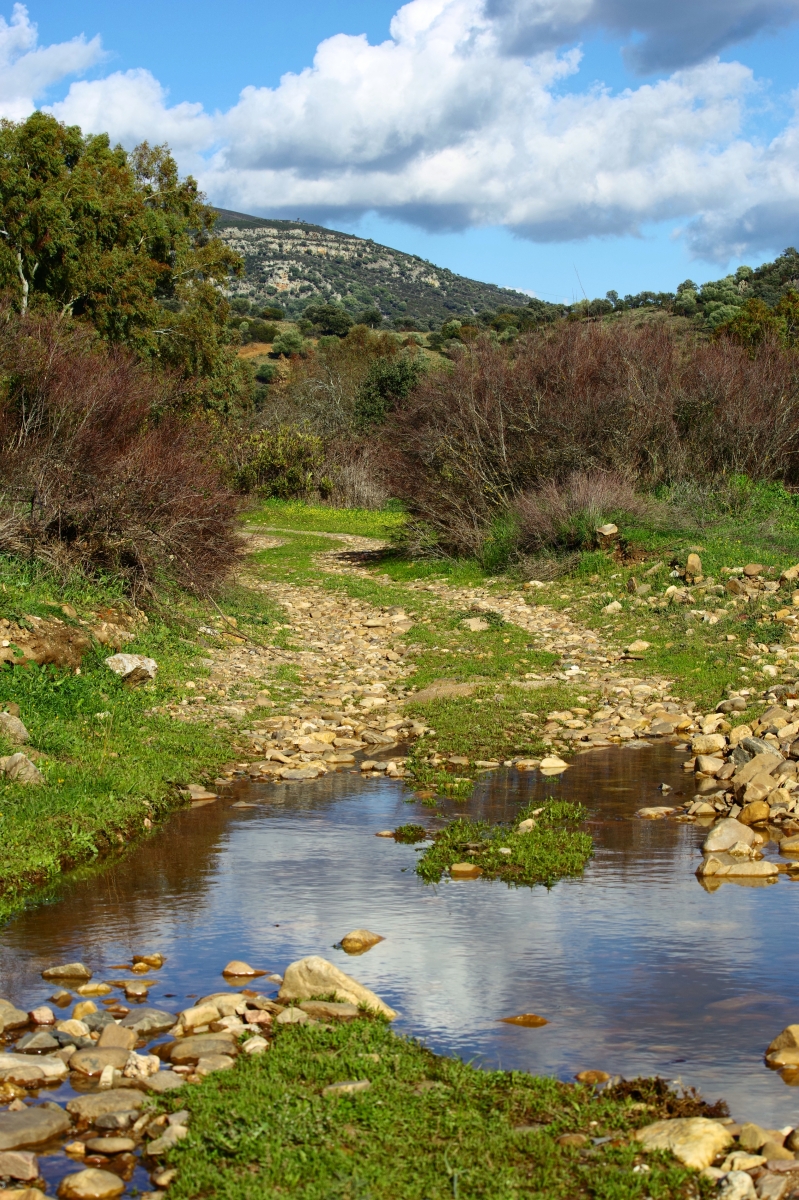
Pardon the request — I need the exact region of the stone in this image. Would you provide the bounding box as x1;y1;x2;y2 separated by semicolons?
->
84;1138;135;1155
517;818;536;833
322;1080;371;1097
222;961;261;977
744;563;764;577
627;641;651;653
179;1004;220;1029
460;618;490;632
780;834;799;853
691;734;727;754
602;601;622;614
196;1054;235;1075
57;1020;90;1039
242;1037;268;1055
740;799;772;825
103;654;158;685
686;552;703;576
72;1002;97;1022
634;1117;733;1169
501;1014;549;1027
132;953;164;969
97;1025;136;1052
742;736;783;757
0;1150;38;1180
540;755;569;770
76;983;111;998
575;1070;610;1084
761;1141;795;1162
0;1189;42;1200
69;1048;129;1077
94;1113;138;1132
58;1168;125;1199
279;956;397;1020
122;1052;160;1080
721;1151;767;1172
0;713;28;743
739;1123;779;1151
66;1090;145;1120
118;1008;176;1035
767;1025;799;1054
718;1173;757;1200
636;807;675;819
340;930;384;955
299;1001;359;1021
450;863;483;879
143;1073;186;1094
0;1053;68;1082
42;963;92;981
697;858;778;879
696;755;725;775
275;1007;310;1025
703;818;756;852
169;1034;236;1065
147;1125;188;1155
0;1002;30;1030
0;754;45;785
16;1031;58;1054
0;1107;71;1150
758;1176;791;1200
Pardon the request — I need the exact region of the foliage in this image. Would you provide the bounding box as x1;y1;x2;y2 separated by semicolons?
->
353;352;426;430
303;302;353;337
383;325;799;556
0;313;239;598
715;290;799;351
514;473;651;554
414;799;592;887
237;319;278;345
271;328;307;358
0;113;246;411
228;426;325;498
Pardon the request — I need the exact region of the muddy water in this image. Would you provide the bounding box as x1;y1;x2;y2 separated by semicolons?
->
3;740;799;1190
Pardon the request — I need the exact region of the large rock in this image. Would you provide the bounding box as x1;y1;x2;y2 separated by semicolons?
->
0;754;45;786
118;1007;176;1035
0;1053;68;1081
0;1107;71;1150
279;956;397;1019
691;734;727;755
634;1117;732;1169
103;654;157;685
0;713;29;744
66;1090;145;1120
697;857;778;879
739;799;772;825
69;1048;129;1077
58;1168;124;1200
732;753;782;785
42;963;92;981
0;1150;38;1180
0;1000;32;1029
767;1025;799;1054
97;1025;136;1052
703;818;755;853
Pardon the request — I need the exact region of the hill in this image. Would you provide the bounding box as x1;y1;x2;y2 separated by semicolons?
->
212;208;536;327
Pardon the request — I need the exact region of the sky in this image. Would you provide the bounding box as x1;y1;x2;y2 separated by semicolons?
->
3;0;799;303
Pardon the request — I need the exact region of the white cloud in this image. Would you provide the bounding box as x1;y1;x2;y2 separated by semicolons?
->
0;3;101;121
5;0;799;262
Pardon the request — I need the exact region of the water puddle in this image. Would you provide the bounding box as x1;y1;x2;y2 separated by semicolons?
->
2;741;799;1191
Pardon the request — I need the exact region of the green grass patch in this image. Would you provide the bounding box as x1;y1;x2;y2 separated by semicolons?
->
415;799;592;887
160;1019;709;1200
245;498;406;538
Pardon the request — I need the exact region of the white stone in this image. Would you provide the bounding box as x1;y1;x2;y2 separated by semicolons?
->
103;654;158;684
703;818;755;853
634;1117;732;1170
278;956;397;1019
718;1172;757;1200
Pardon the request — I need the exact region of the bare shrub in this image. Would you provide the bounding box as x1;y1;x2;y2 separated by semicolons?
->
384;322;799;555
513;472;651;553
0;313;239;598
322;440;389;509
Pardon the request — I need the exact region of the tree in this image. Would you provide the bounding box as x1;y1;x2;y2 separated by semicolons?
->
0;112;245;409
303;303;353;337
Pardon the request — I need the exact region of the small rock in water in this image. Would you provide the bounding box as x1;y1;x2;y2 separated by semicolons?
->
42;962;92;982
27;1006;54;1025
222;961;263;977
50;989;72;1007
97;1025;136;1052
186;784;217;802
84;1138;135;1155
0;1150;38;1180
76;983;111;997
449;862;483;879
72;1002;97;1022
340;930;384;955
636;807;675;819
132;954;164;969
0;1106;71;1150
58;1168;125;1200
500;1014;548;1027
375;830;395;838
65;1090;145;1120
69;1048;129;1077
575;1070;610;1084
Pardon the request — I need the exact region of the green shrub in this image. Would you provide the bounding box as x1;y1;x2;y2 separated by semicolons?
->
354;353;426;430
231;427;324;498
271;329;307;358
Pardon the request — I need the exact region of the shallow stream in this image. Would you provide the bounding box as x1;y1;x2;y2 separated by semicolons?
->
2;741;799;1191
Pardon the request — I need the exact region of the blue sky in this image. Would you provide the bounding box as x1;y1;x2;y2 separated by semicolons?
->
4;0;799;301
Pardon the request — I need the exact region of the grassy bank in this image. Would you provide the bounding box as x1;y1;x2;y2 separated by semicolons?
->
160;1018;711;1200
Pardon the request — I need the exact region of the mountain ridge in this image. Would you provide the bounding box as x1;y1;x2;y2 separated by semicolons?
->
212;208;534;327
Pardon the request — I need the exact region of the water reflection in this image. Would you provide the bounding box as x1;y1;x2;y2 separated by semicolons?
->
3;743;799;1131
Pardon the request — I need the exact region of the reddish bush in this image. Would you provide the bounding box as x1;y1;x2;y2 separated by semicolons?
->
0;313;240;597
384;321;799;554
